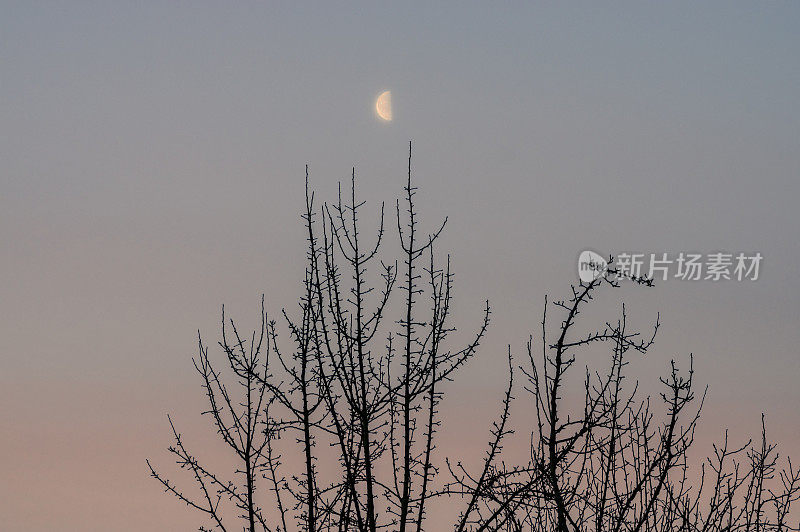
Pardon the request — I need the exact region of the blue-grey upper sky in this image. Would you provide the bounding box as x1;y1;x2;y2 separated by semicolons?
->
2;3;798;530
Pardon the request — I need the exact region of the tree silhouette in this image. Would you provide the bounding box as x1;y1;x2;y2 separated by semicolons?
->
148;145;800;531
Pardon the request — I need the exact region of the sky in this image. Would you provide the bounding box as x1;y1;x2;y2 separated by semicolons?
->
2;2;799;530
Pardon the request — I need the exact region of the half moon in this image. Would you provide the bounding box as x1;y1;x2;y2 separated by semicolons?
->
376;90;392;121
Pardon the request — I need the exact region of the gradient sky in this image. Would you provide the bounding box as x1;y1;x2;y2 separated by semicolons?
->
2;3;799;530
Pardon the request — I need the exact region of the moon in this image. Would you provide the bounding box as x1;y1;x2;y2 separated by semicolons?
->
375;90;392;121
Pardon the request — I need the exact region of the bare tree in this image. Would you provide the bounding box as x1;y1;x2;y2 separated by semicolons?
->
148;146;799;531
445;265;800;532
148;144;489;531
147;297;277;531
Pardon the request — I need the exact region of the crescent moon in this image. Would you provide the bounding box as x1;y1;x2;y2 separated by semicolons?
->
376;90;392;121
